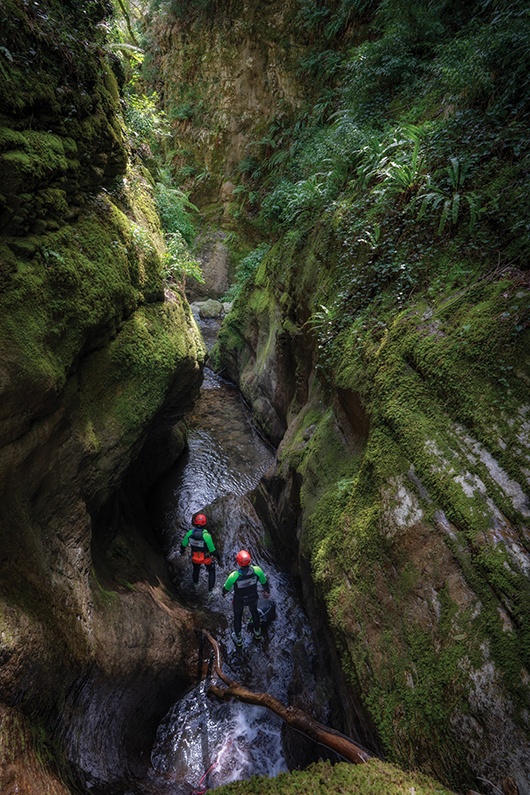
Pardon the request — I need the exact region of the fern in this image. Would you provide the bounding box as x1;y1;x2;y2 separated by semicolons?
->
163;232;203;289
360;125;427;202
415;158;482;234
155;181;198;244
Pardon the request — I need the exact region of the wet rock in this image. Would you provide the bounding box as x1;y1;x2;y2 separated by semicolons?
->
220;180;236;202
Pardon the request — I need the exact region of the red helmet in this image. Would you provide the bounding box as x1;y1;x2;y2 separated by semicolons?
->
236;549;251;567
192;513;207;527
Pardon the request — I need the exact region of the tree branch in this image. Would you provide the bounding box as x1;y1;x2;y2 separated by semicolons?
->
202;631;372;765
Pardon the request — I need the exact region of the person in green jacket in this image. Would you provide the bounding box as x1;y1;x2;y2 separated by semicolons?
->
180;512;220;591
222;549;269;646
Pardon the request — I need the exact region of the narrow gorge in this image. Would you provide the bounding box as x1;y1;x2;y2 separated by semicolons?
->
1;2;529;795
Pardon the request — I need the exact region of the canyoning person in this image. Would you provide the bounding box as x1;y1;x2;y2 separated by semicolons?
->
180;512;220;591
222;549;270;647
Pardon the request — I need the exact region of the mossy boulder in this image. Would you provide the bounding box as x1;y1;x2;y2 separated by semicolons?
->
198;298;224;318
213;758;455;795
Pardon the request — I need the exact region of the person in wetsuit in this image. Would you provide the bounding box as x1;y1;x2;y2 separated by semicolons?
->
222;549;270;646
180;512;220;591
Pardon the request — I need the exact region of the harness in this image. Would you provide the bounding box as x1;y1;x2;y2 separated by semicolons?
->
233;566;259;602
189;528;213;565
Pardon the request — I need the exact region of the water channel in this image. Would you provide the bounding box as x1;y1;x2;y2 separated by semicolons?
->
140;313;329;794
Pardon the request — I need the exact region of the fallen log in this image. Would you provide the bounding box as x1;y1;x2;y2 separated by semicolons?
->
202;630;372;765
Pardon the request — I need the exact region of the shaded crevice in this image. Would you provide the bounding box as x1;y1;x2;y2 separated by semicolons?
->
333;387;370;455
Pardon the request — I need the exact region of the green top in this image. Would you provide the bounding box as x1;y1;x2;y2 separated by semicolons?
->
223;565;268;592
181;528;217;553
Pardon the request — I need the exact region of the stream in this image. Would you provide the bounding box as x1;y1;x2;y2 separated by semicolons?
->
140;314;329;794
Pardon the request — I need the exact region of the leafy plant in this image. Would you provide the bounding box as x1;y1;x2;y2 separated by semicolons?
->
232;184;259;215
359;125;427;205
111;0;141;46
223;243;270;302
152;0;228;21
154;178;198;243
356;223;381;251
416;157;482;234
431;3;530;118
298;49;343;81
305;303;339;355
344;35;422;119
373;128;426;204
261;173;333;229
296;0;377;41
163;231;203;289
124;91;170;147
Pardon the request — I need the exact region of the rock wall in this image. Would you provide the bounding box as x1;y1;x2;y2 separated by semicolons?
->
214;233;530;795
144;0;315;301
145;0;306;209
0;2;205;791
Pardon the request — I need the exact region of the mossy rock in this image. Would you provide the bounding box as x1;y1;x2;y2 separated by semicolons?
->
212;759;455;795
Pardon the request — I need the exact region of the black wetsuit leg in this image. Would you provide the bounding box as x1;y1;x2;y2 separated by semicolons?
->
206;562;216;591
233;599;244;636
192;562;201;584
248;599;260;631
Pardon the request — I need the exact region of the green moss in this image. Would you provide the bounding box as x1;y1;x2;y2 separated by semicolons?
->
218;219;530;787
0;127;28;150
213;758;454;795
357;592;474;775
0;130;70;186
0;171;175;394
213;276;276;375
279;406;323;468
79;299;202;445
297;410;359;515
92;576;119;608
445;535;530;714
314;278;530;756
248;284;274;315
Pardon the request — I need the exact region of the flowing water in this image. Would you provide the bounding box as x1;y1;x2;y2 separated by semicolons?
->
141;315;328;795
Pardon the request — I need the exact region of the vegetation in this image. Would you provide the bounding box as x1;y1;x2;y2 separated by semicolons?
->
222;243;270;302
164;0;530;791
213;758;455;795
109;0;203;288
4;0;524;791
223;0;530;268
